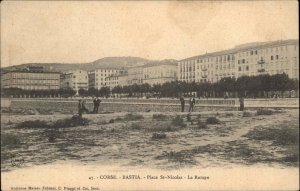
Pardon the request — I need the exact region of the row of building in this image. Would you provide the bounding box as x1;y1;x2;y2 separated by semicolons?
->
1;60;178;91
178;39;299;83
1;39;299;92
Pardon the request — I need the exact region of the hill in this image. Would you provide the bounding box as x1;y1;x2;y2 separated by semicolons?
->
1;57;151;73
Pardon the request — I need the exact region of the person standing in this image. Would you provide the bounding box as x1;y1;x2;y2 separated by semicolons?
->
239;96;244;111
93;97;101;113
189;95;196;112
180;96;185;112
93;97;97;113
78;98;89;118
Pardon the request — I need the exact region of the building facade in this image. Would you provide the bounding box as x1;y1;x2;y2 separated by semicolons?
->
143;63;177;85
88;68;121;90
60;70;88;91
178;39;299;83
104;70;128;89
1;70;60;90
127;66;143;85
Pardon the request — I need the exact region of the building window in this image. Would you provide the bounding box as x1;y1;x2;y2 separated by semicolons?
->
246;66;249;71
271;56;273;60
238;67;241;71
276;55;279;60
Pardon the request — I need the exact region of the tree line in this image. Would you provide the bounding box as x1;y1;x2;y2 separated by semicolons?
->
111;73;299;98
1;73;299;98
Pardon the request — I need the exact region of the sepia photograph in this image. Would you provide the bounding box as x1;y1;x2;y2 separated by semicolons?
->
1;1;299;190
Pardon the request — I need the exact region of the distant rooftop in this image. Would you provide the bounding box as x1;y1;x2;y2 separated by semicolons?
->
2;66;61;74
180;39;299;62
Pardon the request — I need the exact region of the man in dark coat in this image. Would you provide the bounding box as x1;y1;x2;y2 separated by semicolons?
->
239;96;244;111
180;96;185;112
189;95;196;112
93;97;101;113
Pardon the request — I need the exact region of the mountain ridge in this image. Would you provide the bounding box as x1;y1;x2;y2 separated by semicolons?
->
1;57;163;73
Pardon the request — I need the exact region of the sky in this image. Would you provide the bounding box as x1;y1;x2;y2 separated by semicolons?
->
1;1;298;68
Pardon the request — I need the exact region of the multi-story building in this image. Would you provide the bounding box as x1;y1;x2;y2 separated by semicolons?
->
143;61;177;85
104;70;128;89
178;39;299;83
1;68;60;90
60;69;88;91
127;66;143;85
88;68;121;90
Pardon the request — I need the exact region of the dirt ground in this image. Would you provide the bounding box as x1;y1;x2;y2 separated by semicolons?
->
1;109;299;172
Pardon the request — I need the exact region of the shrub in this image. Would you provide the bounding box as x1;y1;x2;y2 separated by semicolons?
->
147;122;179;132
153;114;168;121
244;126;299;146
256;109;273;116
197;114;201;119
206;117;220;124
186;114;191;122
131;123;142;130
45;128;60;142
243;111;252;117
171;115;186;127
53;116;89;128
124;113;144;121
15;120;50;129
225;113;234;117
152;133;167;139
1;134;21;147
196;121;208;129
115;117;123;121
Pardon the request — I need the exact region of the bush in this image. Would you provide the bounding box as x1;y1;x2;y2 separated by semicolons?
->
153;114;168;121
53;116;89;128
148;124;179;132
152;133;167;139
131;123;142;130
124;113;144;121
243;111;252;117
171;115;186;127
186;114;191;122
1;134;21;147
196;121;208;129
206;117;220;124
225;113;234;117
115;117;123;121
256;109;273;116
15;120;50;129
244;126;299;146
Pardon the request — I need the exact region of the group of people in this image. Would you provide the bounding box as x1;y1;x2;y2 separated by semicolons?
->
77;95;245;117
179;95;196;112
179;95;245;112
78;97;102;118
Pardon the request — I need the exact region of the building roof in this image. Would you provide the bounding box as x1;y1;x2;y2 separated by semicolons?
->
179;39;299;62
1;70;61;75
142;59;178;68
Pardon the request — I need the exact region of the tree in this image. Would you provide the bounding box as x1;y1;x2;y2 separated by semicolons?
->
88;87;98;97
99;87;110;97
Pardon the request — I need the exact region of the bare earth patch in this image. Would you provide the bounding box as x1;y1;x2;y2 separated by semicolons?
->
1;109;299;172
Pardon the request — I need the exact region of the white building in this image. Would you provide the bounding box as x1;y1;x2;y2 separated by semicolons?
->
60;70;88;91
88;68;121;90
143;61;177;85
127;66;143;85
104;71;128;89
178;39;299;83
